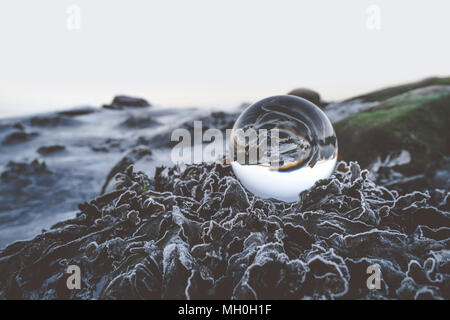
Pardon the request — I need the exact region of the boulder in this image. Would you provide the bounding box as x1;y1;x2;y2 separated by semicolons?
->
2;131;38;145
58;106;96;117
37;145;66;155
29;114;79;127
103;95;151;110
287;88;321;106
345;76;450;103
335;85;450;175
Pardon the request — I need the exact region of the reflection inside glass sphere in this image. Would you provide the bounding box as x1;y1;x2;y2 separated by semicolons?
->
229;95;338;202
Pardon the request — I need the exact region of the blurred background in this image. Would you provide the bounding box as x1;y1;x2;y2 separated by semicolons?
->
1;0;449;117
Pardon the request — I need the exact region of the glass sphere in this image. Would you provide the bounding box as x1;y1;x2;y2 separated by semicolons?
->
229;95;337;202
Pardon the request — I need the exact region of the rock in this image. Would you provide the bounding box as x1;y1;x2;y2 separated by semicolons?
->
2;131;38;145
330;77;450;123
335;85;450;175
58;106;96;117
119;115;159;129
325;99;379;123
113;95;150;107
1;159;49;182
12;122;24;130
103;95;151;110
29;114;79;127
89;138;125;153
37;145;66;155
101;146;152;194
90;145;108;153
346;76;450;103
287;88;321;106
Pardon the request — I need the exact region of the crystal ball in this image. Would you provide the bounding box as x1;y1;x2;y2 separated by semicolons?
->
229;95;338;202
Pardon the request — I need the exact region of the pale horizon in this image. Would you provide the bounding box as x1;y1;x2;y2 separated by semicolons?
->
1;0;449;117
3;74;449;119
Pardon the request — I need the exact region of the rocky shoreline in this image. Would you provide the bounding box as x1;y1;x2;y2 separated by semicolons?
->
0;78;449;299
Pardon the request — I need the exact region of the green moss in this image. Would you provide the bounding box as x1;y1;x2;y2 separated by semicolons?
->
335;86;450;174
346;76;450;102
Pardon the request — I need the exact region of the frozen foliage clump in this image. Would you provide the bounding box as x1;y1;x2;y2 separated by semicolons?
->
0;161;449;300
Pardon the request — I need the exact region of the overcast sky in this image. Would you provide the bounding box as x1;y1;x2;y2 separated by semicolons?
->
0;0;449;117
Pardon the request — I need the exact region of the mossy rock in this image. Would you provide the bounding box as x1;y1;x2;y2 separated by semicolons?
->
335;85;450;174
345;76;450;103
